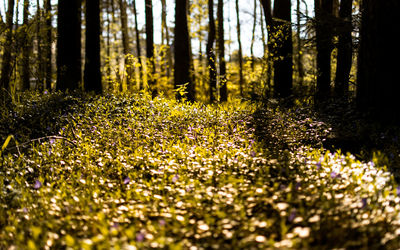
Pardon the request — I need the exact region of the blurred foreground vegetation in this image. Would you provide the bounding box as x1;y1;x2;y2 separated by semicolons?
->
1;92;400;249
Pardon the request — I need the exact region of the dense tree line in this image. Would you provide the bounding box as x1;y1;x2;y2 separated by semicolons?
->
0;0;398;122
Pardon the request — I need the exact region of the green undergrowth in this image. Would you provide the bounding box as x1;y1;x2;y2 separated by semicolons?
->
1;92;400;249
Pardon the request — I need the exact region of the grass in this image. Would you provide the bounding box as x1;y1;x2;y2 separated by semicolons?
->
1;92;400;249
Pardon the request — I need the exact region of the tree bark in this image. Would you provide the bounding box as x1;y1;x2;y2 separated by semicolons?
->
314;0;334;103
0;0;15;104
132;0;144;90
235;0;244;97
44;0;52;90
145;0;156;94
206;0;217;103
119;0;133;88
217;0;227;102
56;0;82;91
272;0;293;98
84;0;102;93
21;0;30;91
356;0;400;122
334;0;352;98
174;0;194;101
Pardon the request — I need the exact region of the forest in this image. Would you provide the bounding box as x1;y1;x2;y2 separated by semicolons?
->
1;0;400;248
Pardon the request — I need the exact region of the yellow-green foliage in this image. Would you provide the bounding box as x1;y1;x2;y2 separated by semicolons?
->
1;93;400;248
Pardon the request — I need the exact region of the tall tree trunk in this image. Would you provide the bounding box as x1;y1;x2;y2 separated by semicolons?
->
206;0;217;103
272;0;293;98
0;0;15;104
217;0;227;102
174;0;194;101
56;0;82;91
356;0;400;122
36;0;44;91
84;0;102;93
296;0;304;86
161;0;172;82
235;0;243;97
334;0;352;98
314;0;334;103
21;0;30;91
44;0;52;90
132;0;144;89
250;0;257;71
145;0;155;94
119;0;133;88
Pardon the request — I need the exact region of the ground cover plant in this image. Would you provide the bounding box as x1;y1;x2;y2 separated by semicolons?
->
1;92;400;249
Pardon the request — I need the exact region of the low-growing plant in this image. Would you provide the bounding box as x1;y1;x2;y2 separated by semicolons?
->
1;92;400;249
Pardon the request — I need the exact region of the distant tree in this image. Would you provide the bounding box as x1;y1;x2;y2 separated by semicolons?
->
314;0;334;103
44;0;52;90
21;0;31;91
84;0;102;93
334;0;353;98
296;0;305;86
132;0;144;89
119;0;133;88
56;0;82;91
174;0;194;101
272;0;293;98
356;0;400;122
217;0;227;102
235;0;244;97
0;0;15;104
145;0;156;94
260;0;293;98
206;0;217;103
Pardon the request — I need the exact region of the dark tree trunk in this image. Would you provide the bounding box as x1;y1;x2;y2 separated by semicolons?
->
356;0;400;122
36;0;44;91
56;0;82;91
296;0;304;86
314;0;334;103
145;0;156;93
174;0;194;101
21;0;30;91
334;0;353;98
217;0;227;102
250;0;257;71
160;0;172;82
0;0;15;103
132;0;144;89
119;0;133;87
272;0;293;98
206;0;217;103
44;0;52;90
84;0;102;93
235;0;244;97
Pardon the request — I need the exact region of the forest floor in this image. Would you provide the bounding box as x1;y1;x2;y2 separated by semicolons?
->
1;92;400;249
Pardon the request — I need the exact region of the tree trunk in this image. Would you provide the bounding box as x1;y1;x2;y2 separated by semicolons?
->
356;0;400;122
160;0;172;82
119;0;133;88
0;0;15;104
217;0;227;102
314;0;334;103
44;0;52;90
334;0;352;98
174;0;194;101
84;0;102;93
21;0;30;91
250;0;257;71
296;0;304;86
56;0;82;91
132;0;144;90
145;0;156;94
235;0;244;97
206;0;217;103
272;0;293;98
